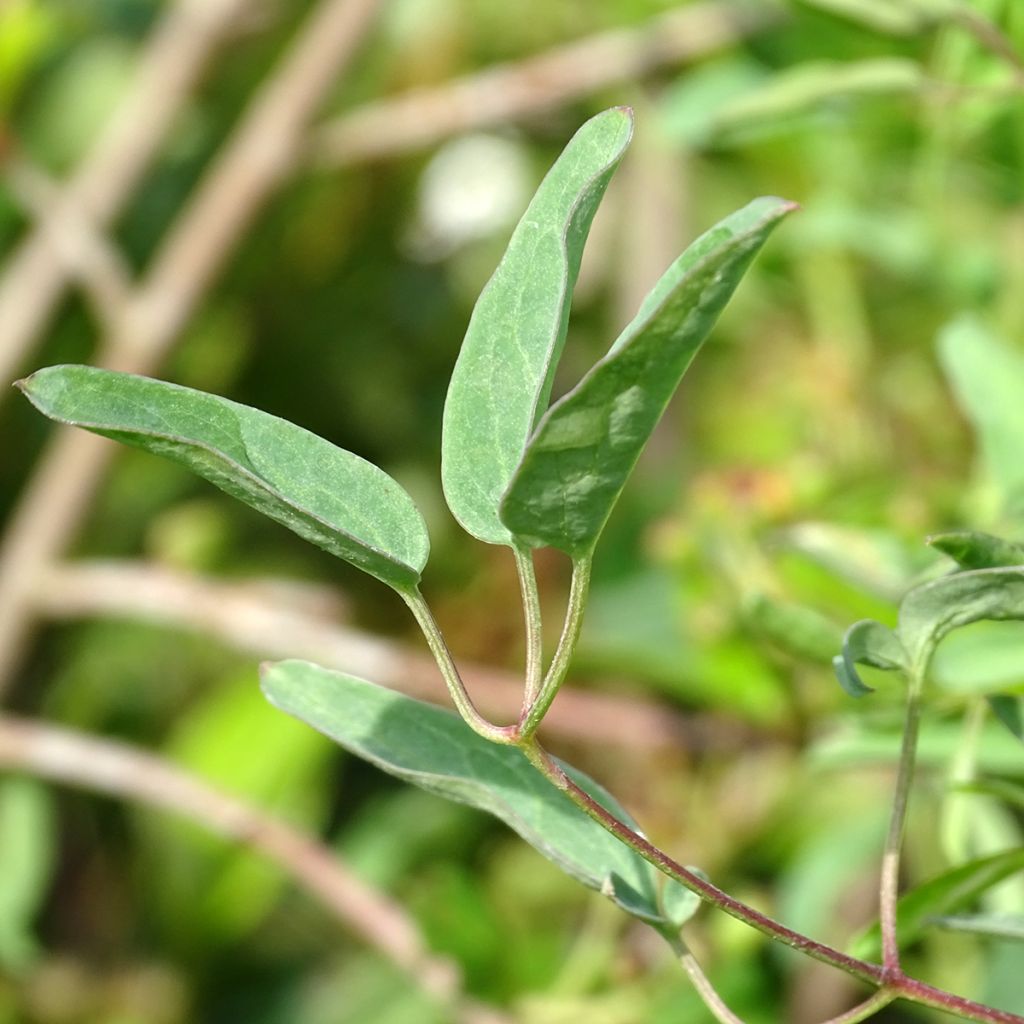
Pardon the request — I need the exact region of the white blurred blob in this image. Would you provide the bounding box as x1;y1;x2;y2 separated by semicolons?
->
404;133;532;261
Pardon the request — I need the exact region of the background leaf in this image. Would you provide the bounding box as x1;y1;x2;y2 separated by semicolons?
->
261;659;677;927
989;695;1024;744
852;848;1024;959
500;197;795;556
441;107;633;546
18;365;429;590
938;317;1024;517
929;913;1024;942
0;778;55;972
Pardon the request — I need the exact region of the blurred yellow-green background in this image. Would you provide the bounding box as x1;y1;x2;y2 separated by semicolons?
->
1;1;1024;1021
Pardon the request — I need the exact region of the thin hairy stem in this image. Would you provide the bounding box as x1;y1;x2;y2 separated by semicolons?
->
519;738;1024;1024
519;557;591;738
664;932;745;1024
513;546;544;707
880;670;924;971
402;590;518;745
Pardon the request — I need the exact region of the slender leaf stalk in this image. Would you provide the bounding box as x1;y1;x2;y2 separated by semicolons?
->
667;932;896;1024
402;589;518;745
821;992;898;1024
519;738;1024;1024
880;669;924;971
519;556;592;738
513;546;544;707
664;932;745;1024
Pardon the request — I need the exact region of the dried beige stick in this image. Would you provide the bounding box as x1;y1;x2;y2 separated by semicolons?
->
0;715;510;1024
0;0;252;391
310;1;783;168
32;559;726;754
0;0;384;694
4;159;133;333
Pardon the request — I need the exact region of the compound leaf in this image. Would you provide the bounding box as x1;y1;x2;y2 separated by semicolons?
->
18;365;429;591
500;197;795;556
261;659;677;927
442;107;633;546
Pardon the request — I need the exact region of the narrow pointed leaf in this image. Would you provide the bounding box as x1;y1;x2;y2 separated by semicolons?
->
833;618;906;698
928;530;1024;572
442;107;633;546
851;848;1024;959
261;659;676;926
898;567;1024;676
499;197;795;556
930;913;1024;942
18;366;429;590
989;694;1024;744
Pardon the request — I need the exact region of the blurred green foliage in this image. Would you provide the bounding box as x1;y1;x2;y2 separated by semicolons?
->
3;0;1024;1021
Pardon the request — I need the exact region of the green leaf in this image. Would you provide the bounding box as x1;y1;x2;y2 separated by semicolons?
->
928;530;1024;571
833;619;905;698
798;0;943;36
929;913;1024;942
17;365;429;591
781;521;941;602
662;870;707;929
708;58;924;136
500;197;795;556
938;317;1024;513
742;592;844;664
852;848;1024;959
441;107;633;546
0;779;55;971
958;778;1024;811
261;659;676;927
897;567;1024;677
989;695;1024;744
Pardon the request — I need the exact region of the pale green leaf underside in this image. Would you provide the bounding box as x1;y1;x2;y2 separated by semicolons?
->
931;913;1024;942
261;659;673;926
442;107;633;546
898;567;1024;677
833;618;905;698
18;366;429;590
500;197;796;556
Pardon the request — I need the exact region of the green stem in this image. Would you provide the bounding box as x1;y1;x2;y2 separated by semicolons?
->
880;669;924;972
513;545;544;708
666;929;897;1024
664;932;745;1024
519;738;1024;1024
519;556;591;739
820;991;897;1024
402;589;518;745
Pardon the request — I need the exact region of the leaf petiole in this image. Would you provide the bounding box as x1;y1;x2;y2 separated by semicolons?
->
519;556;592;739
513;546;544;707
401;589;518;745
